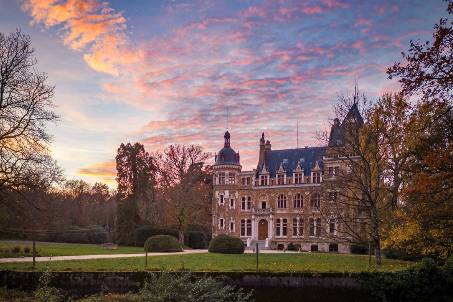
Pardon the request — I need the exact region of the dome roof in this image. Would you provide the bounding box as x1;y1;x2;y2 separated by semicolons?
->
215;131;240;165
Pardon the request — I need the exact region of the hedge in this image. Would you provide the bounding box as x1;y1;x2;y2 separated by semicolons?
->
31;226;108;244
208;235;244;254
361;257;453;301
184;231;207;249
134;226;179;247
144;235;183;252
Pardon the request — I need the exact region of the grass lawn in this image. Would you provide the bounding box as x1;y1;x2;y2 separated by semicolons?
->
0;252;413;273
0;240;143;257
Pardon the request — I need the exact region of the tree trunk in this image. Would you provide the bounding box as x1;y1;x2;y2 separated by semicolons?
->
179;229;184;245
374;234;382;265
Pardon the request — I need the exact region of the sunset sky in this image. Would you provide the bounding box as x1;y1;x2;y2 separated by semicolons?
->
0;0;448;187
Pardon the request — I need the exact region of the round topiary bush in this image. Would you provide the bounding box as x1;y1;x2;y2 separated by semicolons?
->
208;235;244;254
144;235;183;253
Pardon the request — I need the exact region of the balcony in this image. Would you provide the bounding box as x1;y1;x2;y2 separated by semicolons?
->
252;207;273;215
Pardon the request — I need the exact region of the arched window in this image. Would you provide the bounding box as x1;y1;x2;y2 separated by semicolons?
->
277;194;287;208
293;193;303;208
310;192;320;210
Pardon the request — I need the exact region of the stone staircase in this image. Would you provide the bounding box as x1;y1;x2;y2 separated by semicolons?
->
247;239;270;251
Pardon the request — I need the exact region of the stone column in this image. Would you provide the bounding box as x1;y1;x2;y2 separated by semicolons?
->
252;215;256;240
269;214;274;239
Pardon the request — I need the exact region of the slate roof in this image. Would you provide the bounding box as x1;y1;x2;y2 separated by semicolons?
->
328;102;364;147
216;147;240;165
215;131;240;165
257;146;326;178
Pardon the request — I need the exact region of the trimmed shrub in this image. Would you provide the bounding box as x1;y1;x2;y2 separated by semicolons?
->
184;231;207;249
208;235;244;254
23;246;31;254
350;244;368;255
287;242;299;251
12;246;21;253
134;225;179;247
144;235;183;252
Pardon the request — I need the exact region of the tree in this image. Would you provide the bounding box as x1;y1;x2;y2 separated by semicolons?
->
115;142;157;245
0;30;61;198
155;145;211;244
321;94;396;265
387;0;452;102
384;0;453;262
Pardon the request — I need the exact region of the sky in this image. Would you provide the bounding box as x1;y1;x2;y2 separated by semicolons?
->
0;0;448;187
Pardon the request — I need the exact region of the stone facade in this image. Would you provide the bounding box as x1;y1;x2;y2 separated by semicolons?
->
212;105;364;253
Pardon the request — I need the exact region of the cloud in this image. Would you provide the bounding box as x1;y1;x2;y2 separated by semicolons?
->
22;0;142;75
78;160;116;185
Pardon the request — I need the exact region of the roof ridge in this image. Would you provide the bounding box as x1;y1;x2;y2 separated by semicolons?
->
270;146;327;152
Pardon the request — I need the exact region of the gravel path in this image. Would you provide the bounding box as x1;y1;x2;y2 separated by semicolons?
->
0;249;299;263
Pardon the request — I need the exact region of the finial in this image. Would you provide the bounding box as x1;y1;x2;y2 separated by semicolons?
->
353;79;358;105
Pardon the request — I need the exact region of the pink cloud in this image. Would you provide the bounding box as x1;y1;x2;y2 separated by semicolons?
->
22;0;142;75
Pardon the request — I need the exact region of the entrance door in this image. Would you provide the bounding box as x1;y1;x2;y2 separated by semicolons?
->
258;219;268;240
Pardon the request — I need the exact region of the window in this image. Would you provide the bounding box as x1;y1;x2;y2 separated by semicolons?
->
241;196;251;210
312;172;321;183
309;218;321;237
229;198;235;208
277;173;285;185
311;244;318;252
329;243;338;252
310;192;320;210
328;191;338;202
260;175;268;186
261;201;267;209
218;172;225;184
329;219;336;234
294;172;303;184
334;167;340;175
241;177;251;186
219;218;224;229
240;219;252;236
316;218;321;237
228;173;235;184
293;193;303;208
277;194;287;209
328;167;333;176
276;218;287;237
292;218;304;237
230;221;235;232
219;194;224;205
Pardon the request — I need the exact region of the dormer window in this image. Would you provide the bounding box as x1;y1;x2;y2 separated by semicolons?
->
277;173;285;185
294;172;303;184
312;172;321;183
260;175;268;186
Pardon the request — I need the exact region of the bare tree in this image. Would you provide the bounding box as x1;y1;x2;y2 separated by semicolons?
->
320;95;393;265
0;30;61;203
155;145;212;244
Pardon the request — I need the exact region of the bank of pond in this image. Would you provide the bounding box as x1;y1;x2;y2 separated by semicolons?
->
1;258;452;302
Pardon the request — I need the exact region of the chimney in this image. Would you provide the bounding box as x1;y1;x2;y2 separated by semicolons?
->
258;133;266;167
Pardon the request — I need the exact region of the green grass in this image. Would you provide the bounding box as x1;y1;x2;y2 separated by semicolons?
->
0;240;143;257
0;252;414;273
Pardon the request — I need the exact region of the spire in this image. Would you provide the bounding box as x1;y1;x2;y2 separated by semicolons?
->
353;79;359;105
